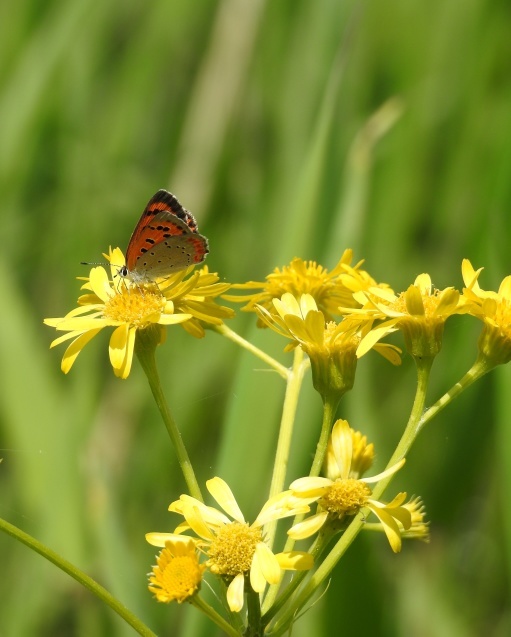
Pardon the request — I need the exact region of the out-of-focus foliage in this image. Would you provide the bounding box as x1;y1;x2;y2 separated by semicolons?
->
0;0;510;635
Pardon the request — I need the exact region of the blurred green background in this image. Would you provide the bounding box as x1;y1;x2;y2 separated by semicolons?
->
1;0;510;635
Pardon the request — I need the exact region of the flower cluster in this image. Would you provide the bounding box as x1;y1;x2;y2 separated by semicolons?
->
146;419;429;611
146;477;314;611
225;251;390;322
45;247;511;632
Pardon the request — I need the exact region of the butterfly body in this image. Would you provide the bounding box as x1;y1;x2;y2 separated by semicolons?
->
120;190;209;283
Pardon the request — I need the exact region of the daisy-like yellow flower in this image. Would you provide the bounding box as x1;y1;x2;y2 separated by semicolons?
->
461;259;511;366
225;250;390;323
257;293;401;401
146;477;314;613
288;420;411;553
44;247;234;378
363;495;430;543
148;536;206;603
340;273;468;360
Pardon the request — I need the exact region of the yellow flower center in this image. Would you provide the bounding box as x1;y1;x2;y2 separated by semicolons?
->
319;478;371;515
149;548;203;603
207;522;262;576
103;288;165;327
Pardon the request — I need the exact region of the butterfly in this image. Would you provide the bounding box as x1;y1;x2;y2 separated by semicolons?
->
118;189;209;283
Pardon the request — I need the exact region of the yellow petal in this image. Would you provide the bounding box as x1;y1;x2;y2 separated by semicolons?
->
206;477;245;523
89;266;114;302
273;293;301;319
114;325;136;379
253;542;281;587
249;549;266;593
288;511;328;540
52;317;112;331
65;304;104;318
177;502;219;540
289;476;331;498
413;273;432;294
366;502;402;553
108;247;126;278
461;259;482;290
50;328;94;348
499;275;511;300
227;573;245;612
373;343;402;366
61;329;102;373
299;294;318;316
145;532;187;547
158;312;192;325
109;324;129;369
362;458;405;484
404;284;425;316
331;419;352;480
179;495;231;527
275;551;314;571
357;320;399;357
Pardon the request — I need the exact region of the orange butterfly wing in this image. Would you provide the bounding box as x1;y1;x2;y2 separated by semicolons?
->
125;190;203;271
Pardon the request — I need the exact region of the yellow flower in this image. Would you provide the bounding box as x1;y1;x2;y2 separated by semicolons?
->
257;293;401;401
225;251;390;323
148;536;206;603
461;259;511;366
146;477;313;613
340;273;467;359
363;496;430;543
288;420;411;553
44;247;234;378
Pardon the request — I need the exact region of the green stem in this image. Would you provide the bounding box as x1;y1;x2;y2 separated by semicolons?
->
416;354;493;437
191;595;241;637
309;397;338;478
245;588;263;637
0;517;156;637
262;527;333;628
374;354;491;501
135;329;203;501
261;396;337;614
268;513;365;637
373;355;434;497
213;324;289;379
263;348;307;551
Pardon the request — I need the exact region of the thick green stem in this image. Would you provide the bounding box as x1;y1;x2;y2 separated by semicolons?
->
0;517;156;637
135;329;203;501
245;588;263;637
